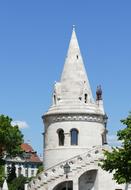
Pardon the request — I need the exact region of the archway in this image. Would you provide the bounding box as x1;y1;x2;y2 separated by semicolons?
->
79;170;97;190
53;181;73;190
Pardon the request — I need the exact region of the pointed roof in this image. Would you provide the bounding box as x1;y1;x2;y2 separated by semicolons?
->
60;27;94;102
45;28;105;115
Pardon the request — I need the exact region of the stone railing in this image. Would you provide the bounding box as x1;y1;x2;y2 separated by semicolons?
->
28;145;105;190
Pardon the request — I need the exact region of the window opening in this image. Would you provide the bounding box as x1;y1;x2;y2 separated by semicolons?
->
70;128;78;145
25;169;28;177
31;170;34;176
102;131;107;145
58;129;65;146
85;93;88;103
54;94;56;105
18;166;22;176
102;133;104;145
31;164;35;168
76;55;79;59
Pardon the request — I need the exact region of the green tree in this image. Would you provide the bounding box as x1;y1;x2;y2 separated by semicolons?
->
100;113;131;184
0;164;5;187
0;114;24;186
37;165;44;174
0;115;24;159
8;175;27;190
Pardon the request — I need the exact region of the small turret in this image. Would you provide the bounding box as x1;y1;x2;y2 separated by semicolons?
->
96;85;104;114
96;85;102;101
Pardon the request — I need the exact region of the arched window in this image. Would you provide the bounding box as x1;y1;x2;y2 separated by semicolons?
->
57;129;65;146
70;128;78;145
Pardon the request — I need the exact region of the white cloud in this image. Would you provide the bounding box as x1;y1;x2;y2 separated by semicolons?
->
11;120;29;129
107;134;121;147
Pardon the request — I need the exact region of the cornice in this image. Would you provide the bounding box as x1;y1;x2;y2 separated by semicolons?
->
43;113;104;126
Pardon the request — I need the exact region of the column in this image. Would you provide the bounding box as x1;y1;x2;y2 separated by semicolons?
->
73;179;79;190
64;133;70;146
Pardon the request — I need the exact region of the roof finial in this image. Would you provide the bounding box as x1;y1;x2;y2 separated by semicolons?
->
72;25;75;31
96;85;102;101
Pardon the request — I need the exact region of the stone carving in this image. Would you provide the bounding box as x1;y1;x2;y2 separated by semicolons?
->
45;114;104;125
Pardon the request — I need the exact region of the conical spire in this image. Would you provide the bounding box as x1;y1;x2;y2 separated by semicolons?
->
60;27;94;103
45;28;105;115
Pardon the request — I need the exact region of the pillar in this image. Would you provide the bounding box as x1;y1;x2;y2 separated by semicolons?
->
73;179;79;190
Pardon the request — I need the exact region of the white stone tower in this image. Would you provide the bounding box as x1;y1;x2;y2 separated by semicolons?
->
42;27;107;170
28;28;126;190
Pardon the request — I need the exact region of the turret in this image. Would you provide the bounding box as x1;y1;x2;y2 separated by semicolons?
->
42;28;107;169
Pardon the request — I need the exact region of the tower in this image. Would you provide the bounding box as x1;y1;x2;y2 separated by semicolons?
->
28;28;125;190
42;28;107;170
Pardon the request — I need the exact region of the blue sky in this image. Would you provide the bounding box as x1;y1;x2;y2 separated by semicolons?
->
0;0;131;155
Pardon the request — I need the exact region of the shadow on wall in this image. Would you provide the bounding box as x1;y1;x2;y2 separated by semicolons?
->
79;170;97;190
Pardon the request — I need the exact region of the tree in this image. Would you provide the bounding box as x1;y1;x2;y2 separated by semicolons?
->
8;175;27;190
0;164;5;187
0;114;24;185
0;114;24;159
100;113;131;184
37;165;44;174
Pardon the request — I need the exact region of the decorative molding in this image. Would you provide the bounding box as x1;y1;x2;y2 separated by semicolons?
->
44;113;104;125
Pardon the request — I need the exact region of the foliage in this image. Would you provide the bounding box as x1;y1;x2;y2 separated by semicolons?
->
100;113;131;184
0;114;24;187
8;175;27;190
37;165;44;174
0;164;5;187
0;114;24;158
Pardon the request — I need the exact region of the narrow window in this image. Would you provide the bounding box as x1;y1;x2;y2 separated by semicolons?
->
102;131;107;145
70;128;78;145
31;170;34;176
85;93;88;103
25;169;28;177
31;164;35;168
57;129;65;146
102;133;104;145
18;166;22;176
76;55;79;59
54;94;56;105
